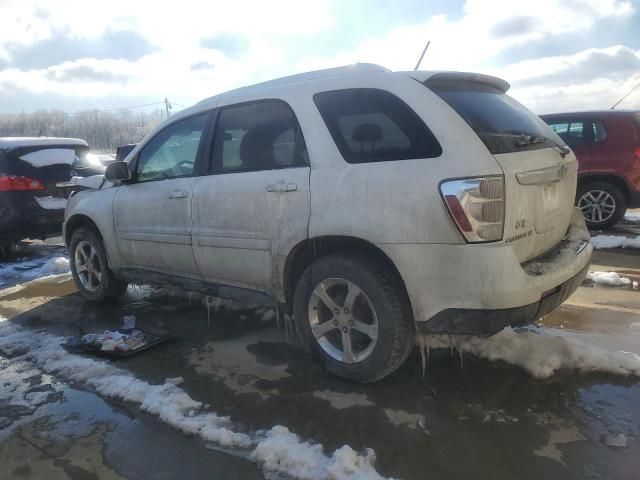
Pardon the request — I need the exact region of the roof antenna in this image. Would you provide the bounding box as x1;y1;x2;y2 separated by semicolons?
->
610;81;640;110
414;40;431;71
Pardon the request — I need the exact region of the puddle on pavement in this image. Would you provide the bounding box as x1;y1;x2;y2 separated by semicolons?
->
1;278;639;479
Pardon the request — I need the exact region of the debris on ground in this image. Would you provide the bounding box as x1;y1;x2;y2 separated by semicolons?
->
63;327;171;358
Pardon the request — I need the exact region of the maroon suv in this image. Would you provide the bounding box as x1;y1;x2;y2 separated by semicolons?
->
540;110;640;229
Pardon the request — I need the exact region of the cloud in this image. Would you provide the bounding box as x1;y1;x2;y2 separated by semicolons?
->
45;64;129;83
5;29;155;69
501;46;640;112
491;16;536;38
201;34;249;59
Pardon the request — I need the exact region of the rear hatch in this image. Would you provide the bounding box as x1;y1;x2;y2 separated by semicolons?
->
423;73;577;262
6;145;88;209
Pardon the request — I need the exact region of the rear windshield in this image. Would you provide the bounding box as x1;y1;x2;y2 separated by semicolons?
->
426;80;565;154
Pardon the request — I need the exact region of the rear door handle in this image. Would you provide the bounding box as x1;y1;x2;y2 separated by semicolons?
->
167;189;189;199
266;182;297;192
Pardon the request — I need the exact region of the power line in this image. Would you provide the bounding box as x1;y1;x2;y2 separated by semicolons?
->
0;100;170;117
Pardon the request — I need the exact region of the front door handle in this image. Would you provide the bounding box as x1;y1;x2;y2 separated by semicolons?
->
167;189;189;199
266;182;297;193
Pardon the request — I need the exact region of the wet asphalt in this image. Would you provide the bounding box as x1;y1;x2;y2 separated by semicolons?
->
1;237;640;479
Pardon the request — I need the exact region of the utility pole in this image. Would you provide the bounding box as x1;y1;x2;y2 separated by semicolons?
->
414;40;431;71
164;98;172;118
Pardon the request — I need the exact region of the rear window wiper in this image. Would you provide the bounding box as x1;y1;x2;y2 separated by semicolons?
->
515;133;546;147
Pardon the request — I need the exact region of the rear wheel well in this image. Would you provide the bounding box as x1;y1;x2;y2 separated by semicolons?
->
65;215;103;248
578;175;630;204
283;236;412;317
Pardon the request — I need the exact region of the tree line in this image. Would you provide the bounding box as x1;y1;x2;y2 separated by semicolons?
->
0;109;167;153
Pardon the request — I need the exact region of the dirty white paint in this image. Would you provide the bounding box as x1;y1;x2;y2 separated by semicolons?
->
34;196;67;210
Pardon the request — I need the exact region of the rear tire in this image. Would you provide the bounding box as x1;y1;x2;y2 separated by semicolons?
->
577;182;626;230
69;227;128;302
293;253;414;383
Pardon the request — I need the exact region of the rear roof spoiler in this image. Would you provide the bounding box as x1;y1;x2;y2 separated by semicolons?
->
404;71;510;93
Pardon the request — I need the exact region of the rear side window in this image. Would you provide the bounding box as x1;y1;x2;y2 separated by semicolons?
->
592;120;608;143
548;120;586;147
427;80;564;154
313;88;441;164
211;100;307;173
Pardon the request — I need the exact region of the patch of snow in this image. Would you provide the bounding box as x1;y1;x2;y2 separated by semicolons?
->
601;433;627;448
586;271;632;286
0;254;70;287
19;148;75;167
313;390;374;410
253;426;384;480
165;376;184;386
261;309;276;322
420;327;640;379
34;196;67;210
0;323;388;480
590;235;640;249
623;211;640;222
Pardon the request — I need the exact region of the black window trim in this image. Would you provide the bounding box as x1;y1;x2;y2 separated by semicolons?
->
204;98;309;176
313;87;442;165
128;110;215;184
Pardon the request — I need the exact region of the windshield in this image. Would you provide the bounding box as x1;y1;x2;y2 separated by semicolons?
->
425;80;566;154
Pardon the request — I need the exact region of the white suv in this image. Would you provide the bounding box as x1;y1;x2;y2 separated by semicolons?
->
64;64;592;382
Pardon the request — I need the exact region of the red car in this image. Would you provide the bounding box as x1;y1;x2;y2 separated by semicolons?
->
540;110;640;229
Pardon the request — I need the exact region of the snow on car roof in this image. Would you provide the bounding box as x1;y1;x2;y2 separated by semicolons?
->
0;137;88;149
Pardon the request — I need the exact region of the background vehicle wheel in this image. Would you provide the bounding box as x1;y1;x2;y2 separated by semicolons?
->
293;253;414;383
577;182;626;230
69;227;128;302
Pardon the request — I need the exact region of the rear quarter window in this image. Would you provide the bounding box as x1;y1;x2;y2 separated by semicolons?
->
313;88;441;164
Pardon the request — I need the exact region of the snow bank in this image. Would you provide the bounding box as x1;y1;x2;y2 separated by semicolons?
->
590;235;640;249
35;196;67;210
254;426;384;480
0;255;70;286
0;323;387;480
19;148;75;167
421;328;640;379
624;212;640;222
586;271;632;286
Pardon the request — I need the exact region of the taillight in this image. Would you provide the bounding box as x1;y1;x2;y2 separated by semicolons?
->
0;175;46;192
634;147;640;160
440;176;505;242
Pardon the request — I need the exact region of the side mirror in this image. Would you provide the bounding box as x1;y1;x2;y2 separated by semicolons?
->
104;161;131;183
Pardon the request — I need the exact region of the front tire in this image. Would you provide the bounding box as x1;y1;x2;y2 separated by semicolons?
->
69;227;128;302
577;182;626;230
293;254;414;383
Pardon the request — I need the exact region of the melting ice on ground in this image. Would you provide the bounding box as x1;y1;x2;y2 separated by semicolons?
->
586;271;632;286
0;321;388;480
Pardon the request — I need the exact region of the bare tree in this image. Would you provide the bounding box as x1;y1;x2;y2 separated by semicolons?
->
0;108;166;153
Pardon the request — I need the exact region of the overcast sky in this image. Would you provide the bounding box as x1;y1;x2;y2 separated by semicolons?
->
0;0;639;115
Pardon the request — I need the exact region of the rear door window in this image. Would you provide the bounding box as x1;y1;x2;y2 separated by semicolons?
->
313;88;441;163
426;80;564;154
547;120;586;147
210;100;308;173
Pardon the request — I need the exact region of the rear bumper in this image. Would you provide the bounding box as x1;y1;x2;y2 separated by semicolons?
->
416;261;589;335
380;208;593;334
0;192;64;243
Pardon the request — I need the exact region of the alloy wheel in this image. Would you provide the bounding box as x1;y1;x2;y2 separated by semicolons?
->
74;240;102;292
307;278;379;364
578;189;616;224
